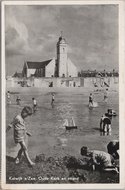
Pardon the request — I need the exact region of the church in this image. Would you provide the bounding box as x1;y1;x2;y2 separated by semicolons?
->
22;34;78;78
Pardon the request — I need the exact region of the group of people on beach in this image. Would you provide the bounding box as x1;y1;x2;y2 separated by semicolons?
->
88;90;117;134
88;89;108;107
6;89;119;174
7;91;38;113
87;89;119;173
7;91;54;109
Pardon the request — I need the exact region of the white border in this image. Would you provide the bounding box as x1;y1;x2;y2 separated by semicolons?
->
1;1;125;189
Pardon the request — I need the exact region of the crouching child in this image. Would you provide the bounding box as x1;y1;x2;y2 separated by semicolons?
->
80;146;119;173
6;106;35;167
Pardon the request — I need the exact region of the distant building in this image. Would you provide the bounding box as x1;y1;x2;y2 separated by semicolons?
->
22;34;78;78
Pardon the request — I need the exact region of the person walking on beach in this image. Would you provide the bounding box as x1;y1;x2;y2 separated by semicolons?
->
80;146;119;173
51;93;55;107
6;106;35;167
32;98;37;113
89;93;93;107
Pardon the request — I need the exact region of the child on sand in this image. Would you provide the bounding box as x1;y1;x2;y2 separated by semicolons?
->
6;106;35;166
80;146;119;173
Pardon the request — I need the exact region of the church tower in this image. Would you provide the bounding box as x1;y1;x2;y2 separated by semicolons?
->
56;32;68;77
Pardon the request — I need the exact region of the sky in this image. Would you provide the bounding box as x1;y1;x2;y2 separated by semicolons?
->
5;4;118;76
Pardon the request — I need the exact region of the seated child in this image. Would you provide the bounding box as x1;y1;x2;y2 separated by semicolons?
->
6;106;35;166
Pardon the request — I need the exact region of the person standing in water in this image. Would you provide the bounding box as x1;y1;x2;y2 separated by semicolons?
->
32;98;37;113
104;89;108;103
100;114;112;133
51;93;55;107
89;93;93;107
16;96;21;105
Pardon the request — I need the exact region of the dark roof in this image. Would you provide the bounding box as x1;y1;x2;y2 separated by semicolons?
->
26;59;52;69
13;72;22;78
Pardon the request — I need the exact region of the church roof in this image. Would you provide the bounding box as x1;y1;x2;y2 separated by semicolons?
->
58;36;66;44
26;59;52;69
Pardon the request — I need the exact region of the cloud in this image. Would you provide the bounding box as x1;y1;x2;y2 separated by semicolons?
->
5;5;61;57
5;5;118;75
5;6;30;56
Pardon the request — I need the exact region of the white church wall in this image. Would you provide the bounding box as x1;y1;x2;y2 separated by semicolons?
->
46;59;56;77
27;68;36;77
58;56;68;77
67;59;78;77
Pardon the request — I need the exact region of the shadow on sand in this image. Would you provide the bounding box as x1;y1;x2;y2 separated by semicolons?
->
6;155;15;162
